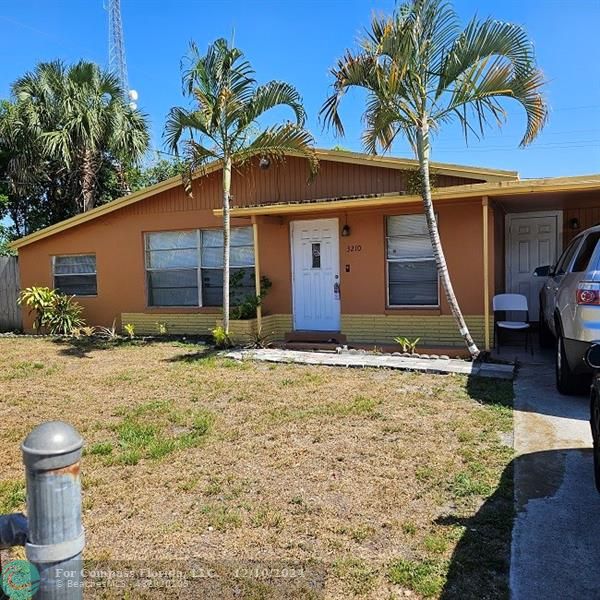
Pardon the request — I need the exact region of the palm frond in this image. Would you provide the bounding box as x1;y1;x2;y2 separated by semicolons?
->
238;81;306;129
233;123;318;178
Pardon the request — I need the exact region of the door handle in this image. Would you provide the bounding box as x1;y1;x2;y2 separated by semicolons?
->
334;281;340;299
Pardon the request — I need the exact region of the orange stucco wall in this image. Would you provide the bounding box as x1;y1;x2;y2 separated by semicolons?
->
258;200;489;318
18;200;489;332
17;158;491;333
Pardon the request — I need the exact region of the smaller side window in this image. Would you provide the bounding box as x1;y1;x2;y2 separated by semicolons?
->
53;255;97;296
554;238;582;275
572;232;600;273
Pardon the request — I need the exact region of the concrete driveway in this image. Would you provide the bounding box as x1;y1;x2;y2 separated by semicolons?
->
510;348;600;599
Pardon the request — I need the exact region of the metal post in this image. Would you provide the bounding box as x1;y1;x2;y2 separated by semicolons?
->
21;422;84;599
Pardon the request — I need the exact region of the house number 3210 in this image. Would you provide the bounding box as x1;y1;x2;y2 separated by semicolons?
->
346;244;362;253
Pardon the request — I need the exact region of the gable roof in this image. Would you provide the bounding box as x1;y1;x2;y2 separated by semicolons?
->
10;148;518;250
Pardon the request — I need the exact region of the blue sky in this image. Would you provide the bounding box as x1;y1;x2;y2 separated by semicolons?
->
0;0;599;178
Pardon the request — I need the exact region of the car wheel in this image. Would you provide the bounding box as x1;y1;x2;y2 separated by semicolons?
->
591;393;600;493
556;334;581;395
539;314;554;349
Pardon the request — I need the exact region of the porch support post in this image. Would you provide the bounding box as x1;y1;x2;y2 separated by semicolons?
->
252;216;262;331
482;197;491;351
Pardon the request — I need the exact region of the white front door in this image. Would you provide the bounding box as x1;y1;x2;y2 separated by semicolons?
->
291;218;341;331
506;211;562;321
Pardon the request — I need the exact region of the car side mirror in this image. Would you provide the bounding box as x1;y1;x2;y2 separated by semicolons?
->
585;344;600;369
533;265;553;277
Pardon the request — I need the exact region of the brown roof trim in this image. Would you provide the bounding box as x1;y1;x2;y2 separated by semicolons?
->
10;148;517;250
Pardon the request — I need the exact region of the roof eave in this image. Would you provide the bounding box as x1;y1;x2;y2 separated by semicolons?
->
215;176;600;218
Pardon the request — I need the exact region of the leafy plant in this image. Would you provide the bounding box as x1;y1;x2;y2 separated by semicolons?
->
156;321;168;336
245;326;274;349
73;326;97;338
211;325;232;348
123;323;135;339
394;336;421;354
18;286;57;331
96;319;119;341
230;275;272;320
43;294;85;335
18;286;84;335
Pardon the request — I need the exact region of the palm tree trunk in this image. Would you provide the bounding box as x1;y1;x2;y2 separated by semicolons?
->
82;149;95;212
222;157;232;334
416;124;480;359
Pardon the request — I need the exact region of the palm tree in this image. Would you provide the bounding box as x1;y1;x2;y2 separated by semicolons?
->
165;39;317;334
321;0;547;357
6;60;149;213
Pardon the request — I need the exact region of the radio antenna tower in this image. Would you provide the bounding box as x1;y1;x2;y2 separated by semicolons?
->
108;0;138;108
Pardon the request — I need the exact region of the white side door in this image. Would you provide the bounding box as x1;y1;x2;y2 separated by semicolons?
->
291;218;341;331
506;212;561;321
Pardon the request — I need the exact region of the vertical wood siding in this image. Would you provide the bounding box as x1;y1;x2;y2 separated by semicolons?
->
564;206;600;244
120;157;483;217
0;256;21;331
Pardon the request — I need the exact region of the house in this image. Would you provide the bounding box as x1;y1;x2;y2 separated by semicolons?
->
10;149;600;350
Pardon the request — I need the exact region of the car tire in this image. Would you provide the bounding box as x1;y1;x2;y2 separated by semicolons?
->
539;314;554;349
591;392;600;493
556;334;581;395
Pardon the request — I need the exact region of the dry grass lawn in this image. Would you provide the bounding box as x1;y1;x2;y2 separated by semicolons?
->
0;337;514;599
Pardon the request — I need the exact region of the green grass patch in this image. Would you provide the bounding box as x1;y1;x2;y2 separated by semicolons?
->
333;557;377;595
267;395;380;424
0;480;26;513
200;504;242;531
86;442;114;456
2;361;56;380
101;403;215;465
388;558;447;598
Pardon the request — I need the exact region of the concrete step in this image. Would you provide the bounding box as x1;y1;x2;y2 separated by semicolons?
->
284;331;347;344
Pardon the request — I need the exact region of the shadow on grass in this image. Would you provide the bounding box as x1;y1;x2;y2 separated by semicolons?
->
465;375;514;411
51;335;212;359
438;457;514;599
440;447;598;599
163;346;222;363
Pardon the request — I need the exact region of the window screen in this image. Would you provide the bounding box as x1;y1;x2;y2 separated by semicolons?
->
386;215;438;306
53;255;97;296
145;231;199;307
201;227;255;306
144;227;255;307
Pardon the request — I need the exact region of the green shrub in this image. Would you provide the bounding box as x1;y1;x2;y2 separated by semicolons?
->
19;286;85;335
123;323;135;339
18;286;57;331
43;293;85;335
211;325;232;348
156;321;168;335
230;275;272;320
394;336;421;354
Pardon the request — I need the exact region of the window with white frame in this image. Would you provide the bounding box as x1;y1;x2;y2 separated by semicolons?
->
386;214;438;306
53;255;97;296
145;227;255;307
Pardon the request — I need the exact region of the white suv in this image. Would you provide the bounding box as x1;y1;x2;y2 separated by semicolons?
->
537;225;600;394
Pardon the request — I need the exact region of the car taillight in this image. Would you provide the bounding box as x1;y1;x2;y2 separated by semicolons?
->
577;282;600;305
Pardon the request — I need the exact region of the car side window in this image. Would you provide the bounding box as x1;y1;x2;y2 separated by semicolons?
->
555;237;583;275
572;232;600;273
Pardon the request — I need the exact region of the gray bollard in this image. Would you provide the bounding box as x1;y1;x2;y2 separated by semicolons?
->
21;422;85;600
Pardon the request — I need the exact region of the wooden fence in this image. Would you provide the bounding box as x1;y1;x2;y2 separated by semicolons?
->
0;256;21;331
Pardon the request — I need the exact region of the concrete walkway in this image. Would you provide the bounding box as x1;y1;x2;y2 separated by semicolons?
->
227;348;515;379
511;348;600;599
